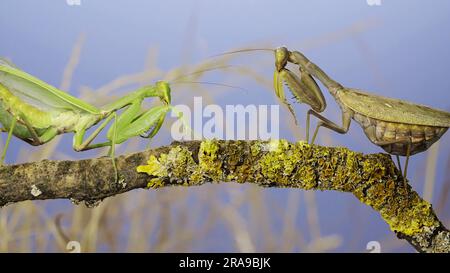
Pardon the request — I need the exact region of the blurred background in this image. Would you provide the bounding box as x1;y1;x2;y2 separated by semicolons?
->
0;0;449;252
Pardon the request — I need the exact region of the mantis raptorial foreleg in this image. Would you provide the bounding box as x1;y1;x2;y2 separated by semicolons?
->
136;111;164;149
72;99;144;152
307;109;351;144
274;68;299;125
73;113;116;151
110;100;143;131
140;114;165;139
113;105;170;143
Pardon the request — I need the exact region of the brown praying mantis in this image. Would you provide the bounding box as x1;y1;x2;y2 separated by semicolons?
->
218;47;450;186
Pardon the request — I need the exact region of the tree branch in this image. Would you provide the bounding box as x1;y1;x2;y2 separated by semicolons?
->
0;140;448;253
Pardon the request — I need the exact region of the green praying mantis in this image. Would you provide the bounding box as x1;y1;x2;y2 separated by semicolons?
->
217;47;450;188
0;58;184;182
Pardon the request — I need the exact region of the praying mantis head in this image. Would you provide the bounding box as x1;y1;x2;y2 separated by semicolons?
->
275;46;289;72
154;81;172;105
273;46;327;118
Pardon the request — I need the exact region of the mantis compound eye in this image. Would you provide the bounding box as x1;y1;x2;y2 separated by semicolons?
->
275;46;289;71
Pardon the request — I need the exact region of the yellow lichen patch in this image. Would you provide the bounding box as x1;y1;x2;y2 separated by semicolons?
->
220;141;249;183
353;157;391;205
195;139;223;181
296;165;317;189
136;141;226;186
200;139;220;159
255;140;320;188
361;179;395;209
147;178;165;189
328;148;354;191
351;153;440;236
136;154;168;177
314;147;335;188
165;146;197;178
381;196;439;236
362;157;386;183
250;141;262;157
256;140;292;184
136;146;198;187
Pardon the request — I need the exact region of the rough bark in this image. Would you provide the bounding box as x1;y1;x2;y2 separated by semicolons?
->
0;140;448;253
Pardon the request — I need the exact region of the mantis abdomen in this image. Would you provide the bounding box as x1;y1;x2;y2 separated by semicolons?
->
353;112;448;156
0;83;101;144
0;83;51;129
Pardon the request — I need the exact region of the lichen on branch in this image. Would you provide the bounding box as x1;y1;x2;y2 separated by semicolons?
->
0;139;448;252
136;139;450;252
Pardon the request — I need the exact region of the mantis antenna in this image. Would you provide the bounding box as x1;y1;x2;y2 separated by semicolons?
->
169;65;236;83
172;81;249;93
209;48;275;59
